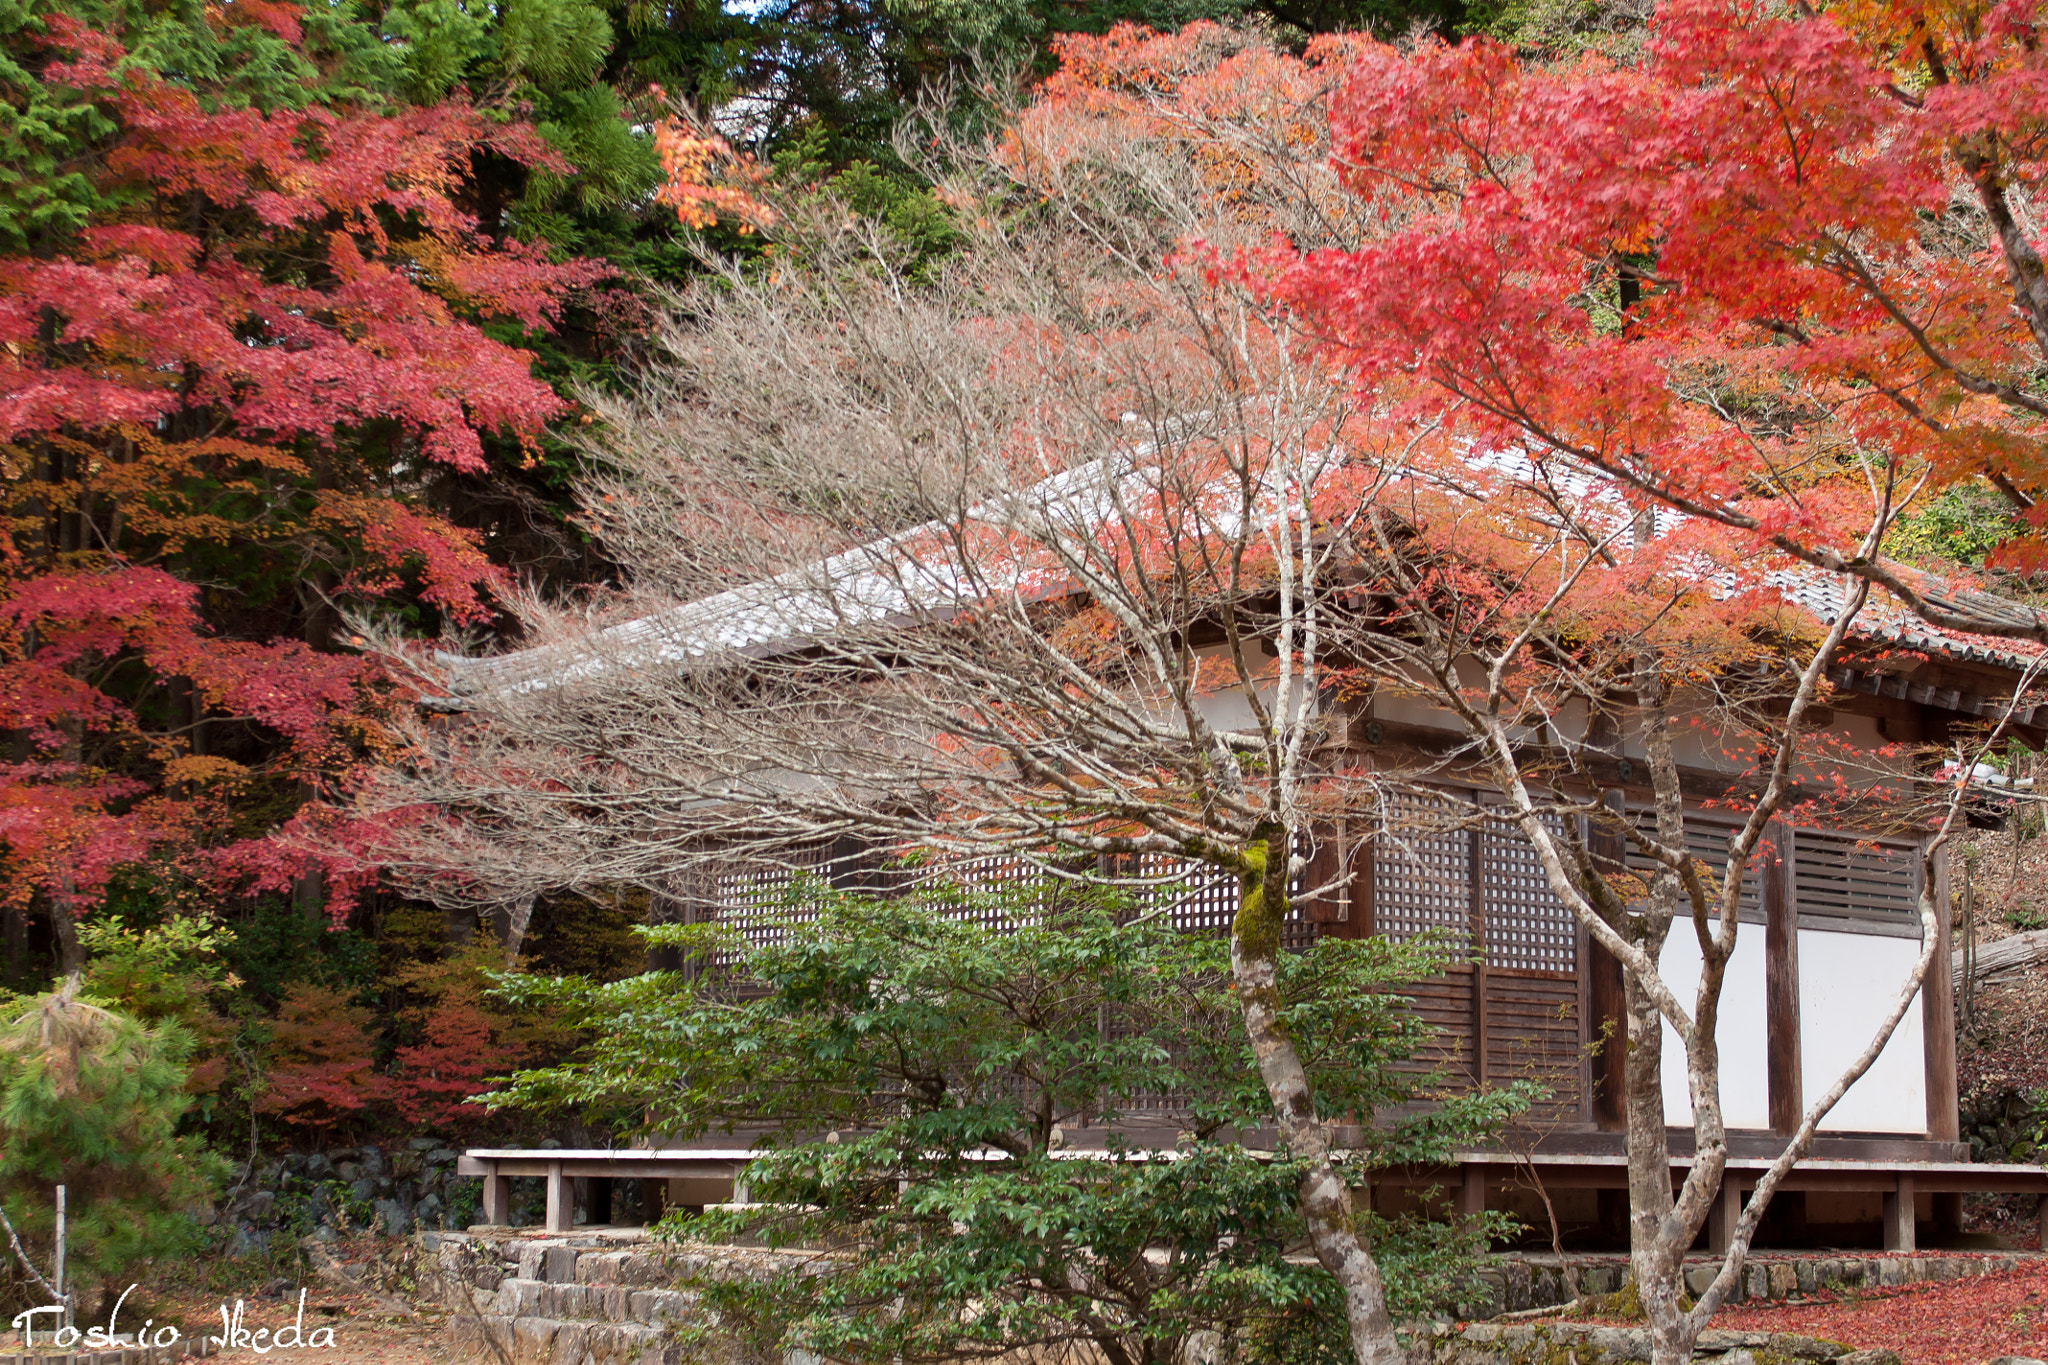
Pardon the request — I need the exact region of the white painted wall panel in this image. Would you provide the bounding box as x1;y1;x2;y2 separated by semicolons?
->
1799;929;1925;1133
1658;930;1772;1130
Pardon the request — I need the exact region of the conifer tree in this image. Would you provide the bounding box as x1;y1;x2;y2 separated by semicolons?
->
0;977;222;1308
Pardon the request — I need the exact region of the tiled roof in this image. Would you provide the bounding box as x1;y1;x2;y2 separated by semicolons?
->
437;453;2048;703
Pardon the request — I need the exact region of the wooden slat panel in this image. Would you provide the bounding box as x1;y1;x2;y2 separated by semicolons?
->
1483;971;1583;1119
1793;832;1917;927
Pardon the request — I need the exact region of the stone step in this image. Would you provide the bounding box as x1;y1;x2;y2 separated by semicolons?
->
480;1278;692;1327
446;1315;677;1365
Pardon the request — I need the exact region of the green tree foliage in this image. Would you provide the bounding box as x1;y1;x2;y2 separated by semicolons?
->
490;884;1530;1363
0;978;224;1304
1884;480;2028;575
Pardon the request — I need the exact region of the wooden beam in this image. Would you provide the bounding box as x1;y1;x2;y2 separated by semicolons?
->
1925;846;1960;1143
1764;822;1803;1136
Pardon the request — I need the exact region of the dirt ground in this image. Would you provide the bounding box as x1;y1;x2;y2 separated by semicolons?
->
6;1267;458;1363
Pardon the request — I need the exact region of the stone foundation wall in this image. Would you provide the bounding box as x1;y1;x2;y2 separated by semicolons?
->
1461;1251;2033;1319
1425;1323;1900;1365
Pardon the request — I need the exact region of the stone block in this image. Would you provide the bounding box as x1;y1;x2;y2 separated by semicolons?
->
1795;1260;1818;1295
520;1245;545;1281
1987;1357;2048;1365
1699;1332;1771;1349
512;1317;558;1365
545;1247;580;1284
577;1251;623;1284
1768;1334;1849;1360
502;1279;546;1317
1503;1263;1532;1314
604;1286;633;1322
1745;1263;1768;1300
550;1322;589;1365
630;1290;688;1325
1685;1266;1717;1298
1876;1259;1906;1286
1767;1263;1797;1299
1583;1326;1652;1361
449;1314;518;1364
1836;1352;1902;1365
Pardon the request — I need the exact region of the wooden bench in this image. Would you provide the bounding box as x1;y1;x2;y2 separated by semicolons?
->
457;1148;754;1233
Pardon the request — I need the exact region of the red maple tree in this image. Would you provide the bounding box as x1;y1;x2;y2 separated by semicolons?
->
0;15;606;962
1252;0;2048;635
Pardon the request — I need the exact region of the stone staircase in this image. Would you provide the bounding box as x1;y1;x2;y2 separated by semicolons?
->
419;1229;792;1365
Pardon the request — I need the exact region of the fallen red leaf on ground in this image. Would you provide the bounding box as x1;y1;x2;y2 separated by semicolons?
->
1701;1261;2048;1363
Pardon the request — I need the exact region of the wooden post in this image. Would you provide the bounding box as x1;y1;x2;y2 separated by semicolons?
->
481;1169;512;1227
1924;845;1960;1144
1355;801;1376;938
1764;822;1803;1135
1707;1178;1741;1255
1586;792;1628;1130
545;1162;573;1234
1468;824;1489;1087
1304;821;1358;940
1883;1174;1916;1252
2035;1194;2048;1252
1459;1164;1487;1220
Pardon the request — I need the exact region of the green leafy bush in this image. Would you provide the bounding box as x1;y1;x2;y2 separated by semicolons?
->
489;881;1532;1364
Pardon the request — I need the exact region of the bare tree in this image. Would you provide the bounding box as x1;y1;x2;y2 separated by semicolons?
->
349;31;2036;1365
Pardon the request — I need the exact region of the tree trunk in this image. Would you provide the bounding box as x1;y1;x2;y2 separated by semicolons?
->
2;903;27;988
48;899;83;976
1623;961;1700;1365
1230;828;1413;1365
494;895;537;966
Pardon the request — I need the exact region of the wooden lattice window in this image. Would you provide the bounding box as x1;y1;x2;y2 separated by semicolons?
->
710;844;839;964
1131;851;1315;948
1479;813;1577;974
1372;794;1473;953
1793;831;1918;930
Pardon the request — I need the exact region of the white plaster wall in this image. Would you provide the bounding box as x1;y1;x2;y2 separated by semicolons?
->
1799;929;1926;1133
1658;929;1772;1130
